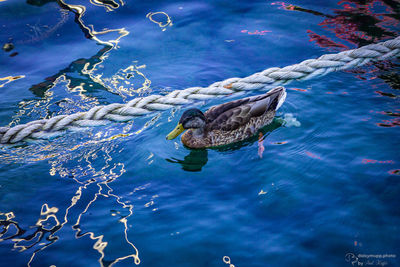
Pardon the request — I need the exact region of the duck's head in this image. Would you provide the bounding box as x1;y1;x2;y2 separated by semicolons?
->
166;108;206;140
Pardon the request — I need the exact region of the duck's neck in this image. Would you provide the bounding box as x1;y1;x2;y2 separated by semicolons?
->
192;127;205;137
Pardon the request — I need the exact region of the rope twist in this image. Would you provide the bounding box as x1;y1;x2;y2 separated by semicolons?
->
1;36;399;143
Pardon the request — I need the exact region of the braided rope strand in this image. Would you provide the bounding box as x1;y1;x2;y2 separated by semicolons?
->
1;36;399;144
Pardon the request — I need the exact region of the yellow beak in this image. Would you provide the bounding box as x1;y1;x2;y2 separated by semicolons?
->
166;123;185;140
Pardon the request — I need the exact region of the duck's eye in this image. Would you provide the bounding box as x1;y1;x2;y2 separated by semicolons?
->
181;119;192;129
183;117;206;129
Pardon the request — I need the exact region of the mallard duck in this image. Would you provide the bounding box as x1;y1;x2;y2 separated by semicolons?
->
166;86;286;148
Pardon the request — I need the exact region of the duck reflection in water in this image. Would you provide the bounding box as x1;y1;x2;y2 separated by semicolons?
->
166;149;209;172
166;118;283;172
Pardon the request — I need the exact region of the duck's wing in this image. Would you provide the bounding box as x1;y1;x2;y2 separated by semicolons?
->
205;86;285;131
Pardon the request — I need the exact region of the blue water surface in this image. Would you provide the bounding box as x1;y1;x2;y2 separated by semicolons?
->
0;0;399;266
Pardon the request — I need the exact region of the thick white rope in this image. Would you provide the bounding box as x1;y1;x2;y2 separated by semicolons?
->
1;36;399;144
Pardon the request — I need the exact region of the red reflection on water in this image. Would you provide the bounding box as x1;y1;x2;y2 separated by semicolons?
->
385;112;400;117
289;88;307;92
241;30;271;35
305;151;321;159
376;118;400;127
370;110;400;116
273;0;399;49
375;90;397;98
307;30;349;51
271;141;288;145
318;0;399;47
270;2;293;10
325;91;349;95
362;159;395;164
258;132;265;158
271;2;325;15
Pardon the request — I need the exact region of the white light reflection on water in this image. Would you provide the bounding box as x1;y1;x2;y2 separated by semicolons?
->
0;134;141;266
0;0;157;264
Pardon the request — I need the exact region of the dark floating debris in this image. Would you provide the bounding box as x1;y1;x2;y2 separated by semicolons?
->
2;43;14;52
376;118;400;127
375;91;397;98
385;111;400;117
9;52;18;57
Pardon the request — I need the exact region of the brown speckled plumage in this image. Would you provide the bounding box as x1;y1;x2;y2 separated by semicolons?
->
180;86;286;148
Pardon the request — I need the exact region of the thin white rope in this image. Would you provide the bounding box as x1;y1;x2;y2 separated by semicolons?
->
1;36;399;144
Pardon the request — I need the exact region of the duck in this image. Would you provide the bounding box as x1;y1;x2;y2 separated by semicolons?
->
166;86;286;148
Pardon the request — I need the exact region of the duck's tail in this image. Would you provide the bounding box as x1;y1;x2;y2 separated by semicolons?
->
264;86;286;111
